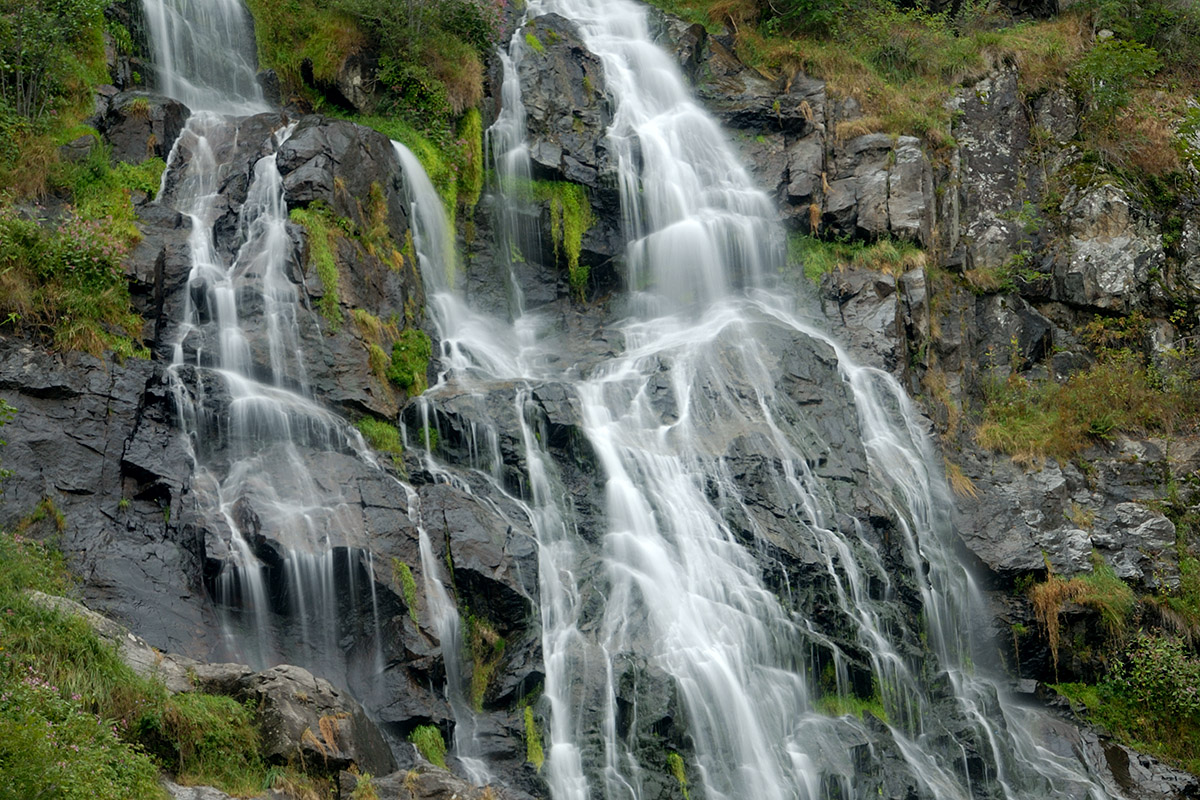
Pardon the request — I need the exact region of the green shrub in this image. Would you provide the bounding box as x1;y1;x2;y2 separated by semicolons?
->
1056;634;1200;774
408;724;446;768
387;329;432;394
1070;39;1161;121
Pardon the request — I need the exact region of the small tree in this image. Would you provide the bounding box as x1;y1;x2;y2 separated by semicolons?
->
1070;39;1161;123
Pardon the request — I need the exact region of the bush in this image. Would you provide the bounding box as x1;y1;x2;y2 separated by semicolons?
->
408;724;446;768
1108;634;1200;720
387;329;432;394
0;204;144;357
1070;39;1161;122
0;530;269;797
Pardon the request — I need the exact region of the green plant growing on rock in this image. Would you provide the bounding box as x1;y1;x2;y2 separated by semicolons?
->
290;203;344;329
391;558;419;624
465;612;505;711
387;328;432;394
1029;555;1134;673
408;724;447;768
523;705;544;771
356;417;404;466
506;179;596;300
0;203;144;357
667;751;690;800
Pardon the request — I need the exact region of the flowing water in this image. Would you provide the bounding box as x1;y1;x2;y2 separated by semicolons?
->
145;0;390;693
140;0;1120;796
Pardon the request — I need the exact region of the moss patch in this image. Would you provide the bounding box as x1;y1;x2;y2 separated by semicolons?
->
523;706;545;771
289;203;344;330
391;558;419;624
387;328;432;395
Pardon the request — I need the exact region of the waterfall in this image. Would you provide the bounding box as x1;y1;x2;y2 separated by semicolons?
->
136;0;1121;795
140;0;266;114
416;0;1110;797
144;0;394;703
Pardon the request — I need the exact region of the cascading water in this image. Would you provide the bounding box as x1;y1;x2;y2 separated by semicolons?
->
144;0;393;700
138;0;1123;794
407;0;1118;798
141;0;266;114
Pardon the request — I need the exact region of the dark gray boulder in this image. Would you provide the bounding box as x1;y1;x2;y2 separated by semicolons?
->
101;90;191;164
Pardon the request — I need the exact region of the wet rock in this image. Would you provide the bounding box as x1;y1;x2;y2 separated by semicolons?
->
517;14;611;188
276;115;408;236
362;765;539;800
819;268;903;372
243;664;396;776
101;90;191;164
0;340;215;657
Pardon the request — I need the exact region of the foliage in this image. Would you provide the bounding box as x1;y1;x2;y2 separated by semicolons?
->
0;654;165;800
1056;633;1200;774
787;233;925;284
391;558;418;624
1082;0;1200;73
387;328;432;394
0;203;144;357
523;706;544;771
289;203;344;329
356;417;404;465
350;773;379;800
241;0;365;91
0;0;107;122
408;724;446;768
1070;39;1160;122
0;531;271;798
1028;555;1134;672
243;0;502;132
456;109;484;214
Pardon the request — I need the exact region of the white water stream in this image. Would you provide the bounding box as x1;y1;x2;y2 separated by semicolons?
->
140;0;1120;795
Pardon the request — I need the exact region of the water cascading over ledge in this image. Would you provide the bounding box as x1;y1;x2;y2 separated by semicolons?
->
133;0;1127;795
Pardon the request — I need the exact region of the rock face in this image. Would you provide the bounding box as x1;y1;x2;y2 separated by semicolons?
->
648;12;935;245
518;14;611;189
101;90;191;164
246;664;396;776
